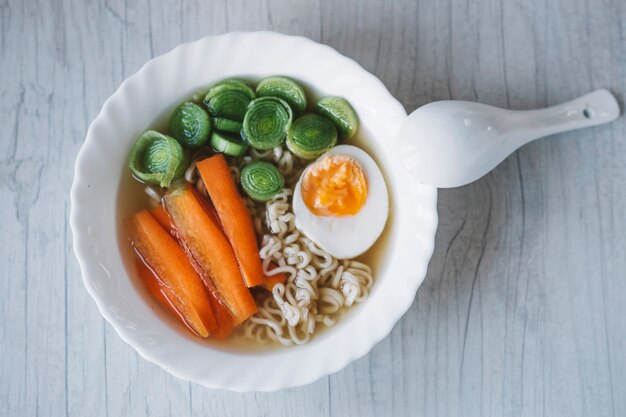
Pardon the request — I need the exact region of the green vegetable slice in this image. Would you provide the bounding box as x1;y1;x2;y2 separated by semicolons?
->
210;78;251;89
169;102;211;148
314;96;359;139
240;161;285;202
241;97;293;150
210;131;248;157
286;114;337;160
203;79;256;121
210;117;243;134
192;79;250;102
128;130;189;187
256;76;307;114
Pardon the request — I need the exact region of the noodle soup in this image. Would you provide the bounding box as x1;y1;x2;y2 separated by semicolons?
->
117;77;393;349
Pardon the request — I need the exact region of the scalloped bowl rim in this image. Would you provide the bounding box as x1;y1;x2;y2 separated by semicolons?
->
70;32;438;392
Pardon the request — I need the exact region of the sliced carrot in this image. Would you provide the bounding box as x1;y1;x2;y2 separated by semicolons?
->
129;210;217;337
196;154;265;287
152;201;235;338
164;184;257;324
263;274;287;291
135;258;203;337
185;250;236;338
262;263;288;291
208;294;236;339
192;187;222;226
150;205;175;233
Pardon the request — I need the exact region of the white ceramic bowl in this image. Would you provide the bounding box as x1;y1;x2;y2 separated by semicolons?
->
70;32;438;392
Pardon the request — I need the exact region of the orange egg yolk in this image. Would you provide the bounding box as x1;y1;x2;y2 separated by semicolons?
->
301;154;368;216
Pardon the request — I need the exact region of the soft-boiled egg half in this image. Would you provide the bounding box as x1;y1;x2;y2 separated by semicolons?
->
293;144;389;259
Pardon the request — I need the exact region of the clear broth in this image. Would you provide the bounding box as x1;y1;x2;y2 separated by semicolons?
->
115;80;396;352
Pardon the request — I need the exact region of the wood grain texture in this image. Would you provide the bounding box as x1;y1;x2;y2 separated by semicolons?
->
1;0;625;416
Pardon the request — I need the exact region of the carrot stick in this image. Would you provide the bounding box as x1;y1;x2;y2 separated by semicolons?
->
184;252;236;339
129;210;217;337
164;184;257;324
150;205;174;232
153;202;235;338
263;274;287;291
208;294;236;339
196;154;265;287
191;187;222;226
263;263;288;291
135;258;203;337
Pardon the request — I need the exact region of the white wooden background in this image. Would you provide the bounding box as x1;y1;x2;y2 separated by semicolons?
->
1;0;625;416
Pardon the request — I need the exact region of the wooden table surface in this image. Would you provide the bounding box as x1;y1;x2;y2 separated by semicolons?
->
2;0;625;416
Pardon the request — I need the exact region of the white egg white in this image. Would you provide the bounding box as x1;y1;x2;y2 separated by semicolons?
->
292;144;389;259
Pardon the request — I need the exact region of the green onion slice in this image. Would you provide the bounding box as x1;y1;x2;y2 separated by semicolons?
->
168;101;211;148
240;161;285;202
210;117;243;134
203;79;256;121
314;96;359;139
210;131;248;157
241;97;293;150
286;114;337;160
128;130;189;187
256;76;307;114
